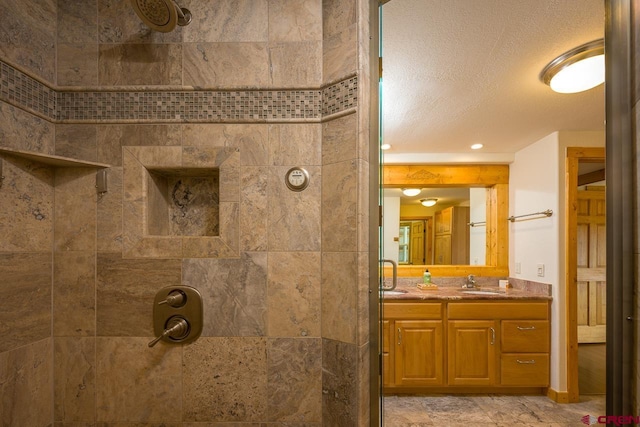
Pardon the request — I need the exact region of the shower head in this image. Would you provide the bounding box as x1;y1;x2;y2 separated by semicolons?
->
130;0;192;33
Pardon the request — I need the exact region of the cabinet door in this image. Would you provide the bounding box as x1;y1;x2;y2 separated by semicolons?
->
394;320;444;386
447;320;496;386
382;320;391;386
434;235;451;265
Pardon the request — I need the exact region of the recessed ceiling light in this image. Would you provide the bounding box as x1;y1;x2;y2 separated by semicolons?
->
402;188;421;197
420;198;437;207
471;143;484;150
381;143;391;150
540;39;605;94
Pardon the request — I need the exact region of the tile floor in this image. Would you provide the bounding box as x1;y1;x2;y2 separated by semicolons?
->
383;394;605;426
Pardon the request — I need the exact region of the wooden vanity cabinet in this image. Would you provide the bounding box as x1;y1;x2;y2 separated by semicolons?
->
447;320;496;386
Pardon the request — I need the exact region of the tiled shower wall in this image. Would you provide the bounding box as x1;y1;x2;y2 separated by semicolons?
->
0;0;374;425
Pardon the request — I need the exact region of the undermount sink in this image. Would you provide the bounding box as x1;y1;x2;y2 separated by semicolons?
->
461;290;502;295
382;290;407;295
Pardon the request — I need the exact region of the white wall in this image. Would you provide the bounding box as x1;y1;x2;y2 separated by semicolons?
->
469;188;486;265
509;130;604;392
382;196;400;263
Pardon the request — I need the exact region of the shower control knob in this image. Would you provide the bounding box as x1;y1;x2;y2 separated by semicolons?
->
158;290;185;307
148;317;190;347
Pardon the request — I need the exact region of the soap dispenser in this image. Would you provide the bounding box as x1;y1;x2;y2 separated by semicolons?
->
423;269;431;284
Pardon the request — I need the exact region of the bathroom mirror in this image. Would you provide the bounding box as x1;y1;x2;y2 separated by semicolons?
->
382;164;509;277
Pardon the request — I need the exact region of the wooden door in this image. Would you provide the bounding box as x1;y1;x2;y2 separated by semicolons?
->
410;220;425;265
447;320;496;386
394;320;444;386
577;187;606;343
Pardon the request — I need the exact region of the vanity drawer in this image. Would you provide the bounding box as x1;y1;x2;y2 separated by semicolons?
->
384;303;442;320
501;320;549;353
501;353;549;386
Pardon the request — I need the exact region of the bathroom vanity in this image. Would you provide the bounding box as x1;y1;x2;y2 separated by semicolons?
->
382;284;551;394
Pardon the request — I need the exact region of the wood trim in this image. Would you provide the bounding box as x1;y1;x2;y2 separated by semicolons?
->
578;168;605;186
565;146;605;404
546;387;571;404
383;164;510;186
385;386;546;395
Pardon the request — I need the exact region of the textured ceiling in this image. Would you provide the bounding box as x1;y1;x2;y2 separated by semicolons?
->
381;0;605;162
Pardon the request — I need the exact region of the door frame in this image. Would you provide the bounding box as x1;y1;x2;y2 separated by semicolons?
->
565;146;605;403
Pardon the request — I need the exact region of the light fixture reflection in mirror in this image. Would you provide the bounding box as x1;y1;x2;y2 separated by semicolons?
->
402;188;421;197
420;198;437;207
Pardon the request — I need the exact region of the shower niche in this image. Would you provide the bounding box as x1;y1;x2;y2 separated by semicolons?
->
147;168;220;237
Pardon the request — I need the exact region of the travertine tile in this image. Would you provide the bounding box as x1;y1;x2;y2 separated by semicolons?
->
183;123;269;166
269;41;322;87
0;102;55;154
268;0;322;42
182;253;267;336
98;0;183;43
183;337;268;422
98;44;182;86
357;159;370;254
182;0;269;43
321;252;357;344
357;251;370;346
268;166;321;251
0;0;56;83
357;342;370;425
0;339;53;427
95;337;182;422
97;124;182;167
54;168;97;252
322;160;357;252
0;253;51;353
322;338;357;426
54;251;96;337
323;24;357;84
322;113;357;165
57;0;98;43
183;42;270;89
0;156;54;252
240;167;268;251
97;167;123;252
322;0;356;39
267;252;321;338
269;124;322;166
96;253;182;336
125;145;182;168
267;338;322;422
54;337;96;423
57;44;99;87
55;124;98;163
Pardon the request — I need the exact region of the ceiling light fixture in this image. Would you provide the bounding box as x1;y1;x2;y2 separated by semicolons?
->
402;188;421;197
540;39;605;94
471;143;483;150
420;198;437;207
381;143;391;150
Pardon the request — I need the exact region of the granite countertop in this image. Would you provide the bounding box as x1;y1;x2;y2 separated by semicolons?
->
382;282;552;301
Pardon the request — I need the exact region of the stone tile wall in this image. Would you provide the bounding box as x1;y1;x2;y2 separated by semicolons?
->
0;0;374;426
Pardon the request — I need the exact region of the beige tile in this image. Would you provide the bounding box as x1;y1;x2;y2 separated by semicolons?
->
182;145;238;168
268;0;322;42
182;253;267;336
267;252;321;338
55;124;98;162
321;338;357;425
54;168;97;252
96;253;182;336
124;146;183;168
125;236;184;258
219;152;241;203
96;337;182;422
267;338;322;422
183;123;269;166
98;0;183;43
0;156;54;252
54;337;96;423
323;25;357;84
240;167;268;251
183;42;270;89
0;102;55;154
182;236;236;259
269;41;322;87
357;159;370;253
57;0;98;43
268;166;321;251
269;124;322;166
183;337;268;422
98;44;182;86
182;0;268;43
97;167;123;252
97;124;182;167
57;43;99;87
357;342;371;425
54;251;96;337
322;252;357;344
357;251;370;346
322;113;357;165
0;253;52;353
322;0;356;39
321;160;357;252
0;0;56;83
0;338;53;427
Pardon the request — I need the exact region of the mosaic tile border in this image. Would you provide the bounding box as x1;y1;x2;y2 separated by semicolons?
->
0;60;357;123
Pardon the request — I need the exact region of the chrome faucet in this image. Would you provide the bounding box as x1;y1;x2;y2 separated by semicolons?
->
462;274;476;288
